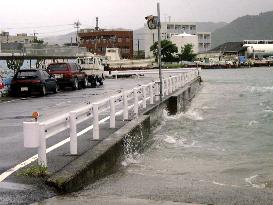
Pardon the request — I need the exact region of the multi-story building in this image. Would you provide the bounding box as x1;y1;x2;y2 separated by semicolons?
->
78;29;133;59
0;32;35;44
144;22;211;57
170;33;199;54
197;32;211;53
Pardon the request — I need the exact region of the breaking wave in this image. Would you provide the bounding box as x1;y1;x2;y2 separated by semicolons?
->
245;175;265;189
249;86;273;93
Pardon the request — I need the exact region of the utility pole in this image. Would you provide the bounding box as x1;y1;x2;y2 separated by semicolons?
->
74;20;81;46
145;3;163;101
157;3;163;101
33;31;38;42
137;39;140;58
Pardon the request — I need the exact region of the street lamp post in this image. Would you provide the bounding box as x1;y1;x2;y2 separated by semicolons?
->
145;2;163;101
157;3;163;101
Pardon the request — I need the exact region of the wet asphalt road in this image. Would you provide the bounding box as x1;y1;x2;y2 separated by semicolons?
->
0;77;156;172
0;77;157;203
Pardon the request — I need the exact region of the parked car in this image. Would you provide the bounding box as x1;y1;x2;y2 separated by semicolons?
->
47;62;88;90
0;77;5;97
77;56;104;87
10;69;58;96
0;77;4;90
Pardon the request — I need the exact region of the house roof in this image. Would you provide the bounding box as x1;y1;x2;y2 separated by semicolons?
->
209;42;246;53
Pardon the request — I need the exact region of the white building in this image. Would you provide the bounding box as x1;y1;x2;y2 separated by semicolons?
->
144;22;211;57
0;32;35;44
170;33;198;53
198;32;211;52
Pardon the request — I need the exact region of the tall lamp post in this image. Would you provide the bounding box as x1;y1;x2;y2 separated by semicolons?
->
145;2;163;101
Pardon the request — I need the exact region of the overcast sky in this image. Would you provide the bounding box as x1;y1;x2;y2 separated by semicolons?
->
1;0;273;37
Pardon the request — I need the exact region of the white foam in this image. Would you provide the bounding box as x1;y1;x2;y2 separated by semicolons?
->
245;175;265;189
250;86;273;93
184;109;204;121
213;181;226;186
248;120;259;126
264;109;273;113
177;139;198;148
162;110;184;120
163;135;177;144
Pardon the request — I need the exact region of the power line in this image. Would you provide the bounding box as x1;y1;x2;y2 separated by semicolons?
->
38;28;75;36
5;24;74;30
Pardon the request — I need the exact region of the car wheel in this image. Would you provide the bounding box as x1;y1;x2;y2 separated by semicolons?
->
82;77;88;88
40;84;46;96
53;84;59;93
72;78;79;90
99;78;103;85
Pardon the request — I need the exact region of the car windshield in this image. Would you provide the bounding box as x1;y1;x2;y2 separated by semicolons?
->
16;71;38;79
48;64;68;71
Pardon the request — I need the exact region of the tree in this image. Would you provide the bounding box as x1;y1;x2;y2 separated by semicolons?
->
33;38;44;44
179;44;197;62
150;40;178;62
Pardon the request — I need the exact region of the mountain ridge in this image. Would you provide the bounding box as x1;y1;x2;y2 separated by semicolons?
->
212;11;273;47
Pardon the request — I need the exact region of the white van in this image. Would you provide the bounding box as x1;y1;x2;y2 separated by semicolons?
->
77;56;105;87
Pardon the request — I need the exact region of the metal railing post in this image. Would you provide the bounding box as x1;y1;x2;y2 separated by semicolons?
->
156;82;160;101
149;83;154;104
134;88;138;116
69;111;77;155
142;86;147;109
178;74;181;88
93;103;100;140
110;97;116;128
123;91;129;120
169;78;172;94
38;123;47;167
166;79;169;96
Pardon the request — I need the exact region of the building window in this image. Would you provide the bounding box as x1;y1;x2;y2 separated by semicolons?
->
118;37;122;43
175;25;181;30
167;24;174;29
125;37;130;43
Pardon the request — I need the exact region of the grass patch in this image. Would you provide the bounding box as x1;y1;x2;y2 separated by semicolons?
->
18;165;48;177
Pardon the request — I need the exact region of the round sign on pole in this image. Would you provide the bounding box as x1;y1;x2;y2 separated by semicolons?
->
145;16;158;30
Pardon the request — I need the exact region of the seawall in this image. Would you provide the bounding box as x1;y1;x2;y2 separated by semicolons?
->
47;76;202;193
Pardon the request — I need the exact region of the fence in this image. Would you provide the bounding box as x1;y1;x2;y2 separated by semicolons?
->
23;69;199;167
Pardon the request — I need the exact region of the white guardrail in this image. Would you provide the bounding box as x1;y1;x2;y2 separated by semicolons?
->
23;69;199;167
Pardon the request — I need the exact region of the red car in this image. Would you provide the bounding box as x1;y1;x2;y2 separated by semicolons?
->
47;63;88;90
0;77;4;90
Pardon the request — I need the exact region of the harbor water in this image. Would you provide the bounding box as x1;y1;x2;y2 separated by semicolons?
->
39;67;273;205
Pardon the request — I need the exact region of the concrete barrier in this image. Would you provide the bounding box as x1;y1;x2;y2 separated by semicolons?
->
47;77;202;193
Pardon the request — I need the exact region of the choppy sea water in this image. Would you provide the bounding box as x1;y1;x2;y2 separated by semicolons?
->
40;67;273;205
133;67;273;189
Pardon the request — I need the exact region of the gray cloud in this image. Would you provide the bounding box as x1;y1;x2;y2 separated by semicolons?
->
0;0;272;36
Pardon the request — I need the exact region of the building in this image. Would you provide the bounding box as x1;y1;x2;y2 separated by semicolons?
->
0;32;35;44
78;29;133;59
170;33;198;54
144;22;211;57
197;42;246;62
197;32;211;53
